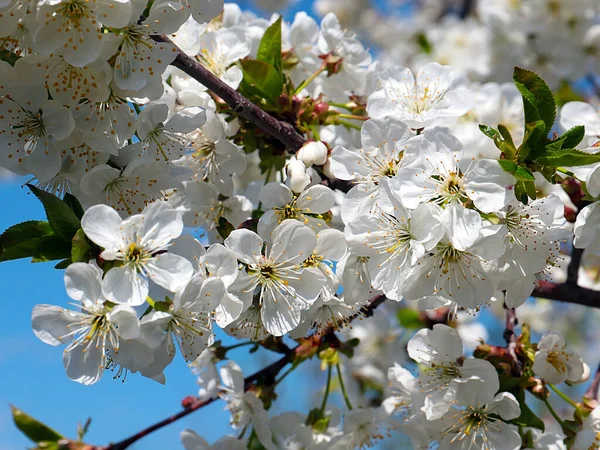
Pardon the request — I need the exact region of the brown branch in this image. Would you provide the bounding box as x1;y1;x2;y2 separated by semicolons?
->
98;295;387;450
533;281;600;308
503;306;522;375
150;34;306;152
567;247;584;285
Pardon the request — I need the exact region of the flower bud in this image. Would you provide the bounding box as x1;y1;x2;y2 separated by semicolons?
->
285;159;311;193
297;141;329;167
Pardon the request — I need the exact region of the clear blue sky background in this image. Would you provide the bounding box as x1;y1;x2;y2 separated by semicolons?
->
0;2;399;449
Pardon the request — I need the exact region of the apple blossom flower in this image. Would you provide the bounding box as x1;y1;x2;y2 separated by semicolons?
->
137;103;206;162
533;332;586;385
330;118;414;224
367;62;474;127
407;324;500;420
32;263;140;385
434;378;521;450
224;219;326;336
257;182;336;240
81;200;193;306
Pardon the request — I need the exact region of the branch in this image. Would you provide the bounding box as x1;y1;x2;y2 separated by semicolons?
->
99;295;387;450
151;35;306;152
533;281;600;308
503;306;522;375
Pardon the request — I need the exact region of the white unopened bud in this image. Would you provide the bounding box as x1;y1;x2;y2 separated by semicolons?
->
285;159;311;193
297;141;328;167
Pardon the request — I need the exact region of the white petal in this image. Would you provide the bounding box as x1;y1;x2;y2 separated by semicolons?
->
64;263;104;302
32;304;84;346
146;253;194;293
102;265;149;306
81;204;123;251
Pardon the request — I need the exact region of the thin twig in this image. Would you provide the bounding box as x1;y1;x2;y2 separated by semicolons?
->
150;34;306;152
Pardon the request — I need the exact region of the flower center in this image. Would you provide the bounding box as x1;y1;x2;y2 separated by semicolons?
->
546;351;567;374
126;243;148;263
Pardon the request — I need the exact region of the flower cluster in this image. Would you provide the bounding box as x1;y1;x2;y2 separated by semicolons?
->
3;0;600;449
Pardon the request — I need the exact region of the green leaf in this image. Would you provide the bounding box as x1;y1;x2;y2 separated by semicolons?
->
513;67;556;137
31;235;72;262
0;237;47;262
396;308;423;329
257;17;283;74
498;124;517;149
534;148;600;167
479;125;516;159
0;221;53;261
497;160;535;181
11;405;63;443
518;120;546;161
479;124;501;142
508;389;545;432
240;59;284;106
63;193;85;219
556;125;586;150
27;185;80;241
514;180;529;205
514;166;536;181
524;180;537;200
498;159;518;174
54;258;72;269
71;229;94;263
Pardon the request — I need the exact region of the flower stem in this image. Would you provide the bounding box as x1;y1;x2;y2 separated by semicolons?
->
336;363;353;410
338;120;362;131
337;113;368;121
543;398;565;428
309;124;321;141
320;364;333;415
328;102;354;111
549;384;579;409
294;64;327;95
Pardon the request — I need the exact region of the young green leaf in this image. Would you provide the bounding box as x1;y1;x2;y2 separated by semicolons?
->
514;180;529;205
27;185;81;241
240;59;284;106
534;148;600;167
257;17;283;74
497;159;518;174
518;120;546;161
11;405;64;443
513;67;556;137
555;125;586;150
